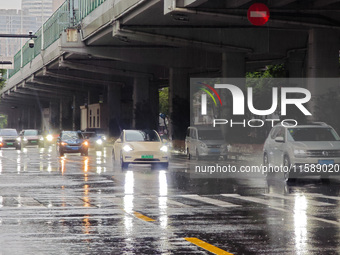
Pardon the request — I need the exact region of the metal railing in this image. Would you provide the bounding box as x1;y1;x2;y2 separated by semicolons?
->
8;0;107;78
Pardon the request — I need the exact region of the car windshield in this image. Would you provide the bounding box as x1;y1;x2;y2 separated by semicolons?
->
288;127;340;141
83;132;96;138
0;129;18;136
125;130;160;142
198;130;224;140
24;130;38;136
62;132;82;140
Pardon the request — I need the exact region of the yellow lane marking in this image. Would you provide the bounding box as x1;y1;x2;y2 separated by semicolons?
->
133;211;155;222
184;237;234;255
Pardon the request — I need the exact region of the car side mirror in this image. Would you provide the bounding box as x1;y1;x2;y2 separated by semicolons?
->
275;136;284;143
116;138;121;143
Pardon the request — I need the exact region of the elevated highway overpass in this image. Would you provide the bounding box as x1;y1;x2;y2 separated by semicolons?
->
0;0;339;139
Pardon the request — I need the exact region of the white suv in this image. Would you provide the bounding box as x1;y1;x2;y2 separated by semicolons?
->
263;123;340;181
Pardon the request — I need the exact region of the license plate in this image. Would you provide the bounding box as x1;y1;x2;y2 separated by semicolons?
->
71;147;80;150
31;141;37;143
210;148;220;153
7;143;13;145
318;159;334;165
142;155;153;159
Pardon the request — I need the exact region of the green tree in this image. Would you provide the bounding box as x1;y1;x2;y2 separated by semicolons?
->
0;69;6;89
159;87;169;116
0;69;8;128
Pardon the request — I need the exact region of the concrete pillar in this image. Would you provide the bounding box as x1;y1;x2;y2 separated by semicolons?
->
222;52;246;81
133;77;157;130
221;52;246;142
50;101;59;131
59;99;63;131
306;29;339;121
288;51;305;78
72;95;76;130
169;68;190;140
107;84;122;137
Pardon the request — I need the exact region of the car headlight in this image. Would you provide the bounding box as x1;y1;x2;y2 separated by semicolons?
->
96;139;103;145
123;144;133;152
17;137;22;142
102;136;107;141
39;137;44;141
83;141;89;146
294;149;308;158
160;145;168;152
61;142;67;146
46;135;53;141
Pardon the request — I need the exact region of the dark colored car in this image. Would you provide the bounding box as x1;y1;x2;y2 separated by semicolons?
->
20;129;44;148
0;129;21;150
56;131;89;156
83;128;108;145
82;131;104;151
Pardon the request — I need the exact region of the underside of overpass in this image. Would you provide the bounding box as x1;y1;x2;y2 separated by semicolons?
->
0;0;339;139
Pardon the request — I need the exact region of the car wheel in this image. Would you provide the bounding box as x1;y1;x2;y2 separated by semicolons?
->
283;155;291;182
120;153;128;170
82;150;88;156
196;149;200;161
263;153;269;178
16;145;21;150
59;151;64;157
112;149;115;162
187;148;191;160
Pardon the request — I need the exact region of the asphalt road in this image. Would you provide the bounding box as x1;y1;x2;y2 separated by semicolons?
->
0;146;340;254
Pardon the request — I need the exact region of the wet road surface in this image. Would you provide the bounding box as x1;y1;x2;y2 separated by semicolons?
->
0;146;340;254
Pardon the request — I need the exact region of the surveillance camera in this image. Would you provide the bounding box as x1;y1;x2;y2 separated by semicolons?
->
28;39;34;48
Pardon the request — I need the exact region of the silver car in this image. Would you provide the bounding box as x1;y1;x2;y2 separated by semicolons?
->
185;126;228;160
263;122;340;181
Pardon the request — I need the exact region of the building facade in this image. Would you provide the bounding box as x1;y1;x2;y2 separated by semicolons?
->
21;0;54;27
0;9;37;58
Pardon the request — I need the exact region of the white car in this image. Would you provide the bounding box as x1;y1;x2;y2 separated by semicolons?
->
112;130;169;169
263;122;340;181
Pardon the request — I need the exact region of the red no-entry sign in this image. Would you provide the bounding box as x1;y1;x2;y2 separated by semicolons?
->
247;3;270;26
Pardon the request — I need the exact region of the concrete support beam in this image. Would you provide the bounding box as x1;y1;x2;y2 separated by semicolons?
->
314;0;340;7
169;68;190;140
270;0;297;7
224;0;252;8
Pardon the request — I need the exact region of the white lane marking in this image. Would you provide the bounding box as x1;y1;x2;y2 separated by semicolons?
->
263;193;333;206
181;194;240;207
15;197;44;207
220;194;240;197
222;195;286;211
166;199;193;208
226;194;340;226
304;193;340;201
